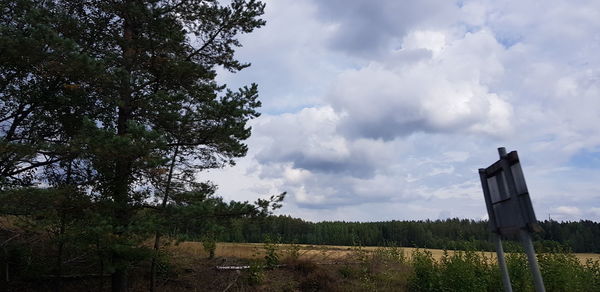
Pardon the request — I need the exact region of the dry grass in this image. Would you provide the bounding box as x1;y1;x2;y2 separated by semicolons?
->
0;215;22;232
41;241;596;291
162;242;413;292
167;242;600;264
574;252;600;263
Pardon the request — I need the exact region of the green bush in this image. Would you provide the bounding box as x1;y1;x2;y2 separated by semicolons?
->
201;233;217;259
502;249;600;292
373;245;407;264
409;249;439;291
366;246;410;290
505;252;533;291
263;235;280;269
245;260;265;286
437;250;501;292
538;251;597;292
300;245;600;292
584;259;600;289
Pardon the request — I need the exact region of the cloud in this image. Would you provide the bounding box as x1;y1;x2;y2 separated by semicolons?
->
328;29;512;140
254;107;378;178
589;208;600;218
205;0;600;222
243;108;490;210
314;0;461;58
551;206;582;219
216;0;339;113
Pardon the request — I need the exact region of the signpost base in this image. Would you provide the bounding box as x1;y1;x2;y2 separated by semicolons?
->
494;234;512;292
519;229;546;292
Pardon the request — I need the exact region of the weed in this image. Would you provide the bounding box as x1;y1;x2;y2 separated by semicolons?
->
201;233;216;259
338;265;358;279
584;258;600;289
286;241;301;261
539;250;597;292
506;251;533;291
299;267;335;292
245;260;265;286
409;249;438;291
373;245;407;264
293;259;318;275
263;235;280;269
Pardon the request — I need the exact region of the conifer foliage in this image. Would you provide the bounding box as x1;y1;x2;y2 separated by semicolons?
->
0;0;272;291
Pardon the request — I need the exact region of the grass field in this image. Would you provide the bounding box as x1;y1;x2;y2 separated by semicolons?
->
168;241;600;264
158;241;600;291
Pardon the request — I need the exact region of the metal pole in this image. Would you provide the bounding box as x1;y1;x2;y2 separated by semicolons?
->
498;147;507;158
519;229;545;292
479;160;512;292
494;234;513;292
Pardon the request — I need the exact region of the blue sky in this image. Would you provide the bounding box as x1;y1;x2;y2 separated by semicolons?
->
204;0;600;222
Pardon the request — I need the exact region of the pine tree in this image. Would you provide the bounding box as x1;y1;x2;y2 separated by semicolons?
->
1;0;267;290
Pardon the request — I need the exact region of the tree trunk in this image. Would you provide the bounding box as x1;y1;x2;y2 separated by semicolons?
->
54;217;65;292
55;162;72;292
112;269;128;292
98;239;105;292
112;5;135;291
150;146;179;292
3;247;8;283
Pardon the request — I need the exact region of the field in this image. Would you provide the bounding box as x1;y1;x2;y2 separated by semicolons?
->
151;241;600;291
2;236;599;291
169;241;600;264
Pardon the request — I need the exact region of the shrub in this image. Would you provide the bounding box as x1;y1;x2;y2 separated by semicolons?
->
299;267;335;292
506;251;533;291
245;260;265;286
201;234;217;259
293;259;318;275
437;250;500;292
584;259;600;289
409;249;439;292
284;241;301;261
538;250;597;292
373;245;407;264
263;235;280;269
338;265;358;279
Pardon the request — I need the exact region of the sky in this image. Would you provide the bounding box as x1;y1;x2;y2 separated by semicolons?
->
204;0;600;222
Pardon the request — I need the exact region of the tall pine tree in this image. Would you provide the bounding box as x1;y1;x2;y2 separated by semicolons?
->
1;0;267;290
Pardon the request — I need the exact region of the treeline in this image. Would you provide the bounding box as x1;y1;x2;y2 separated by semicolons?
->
202;216;600;253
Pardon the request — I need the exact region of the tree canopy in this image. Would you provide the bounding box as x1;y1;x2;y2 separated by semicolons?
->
0;0;280;291
215;215;600;254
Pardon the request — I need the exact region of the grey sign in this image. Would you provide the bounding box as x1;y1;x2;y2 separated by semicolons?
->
479;149;540;237
479;148;546;292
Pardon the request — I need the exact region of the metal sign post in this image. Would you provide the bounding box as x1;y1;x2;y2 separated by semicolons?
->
479;147;545;292
493;233;512;292
479;165;512;292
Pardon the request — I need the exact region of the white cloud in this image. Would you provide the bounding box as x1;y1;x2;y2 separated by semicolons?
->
329;29;513;140
282;164;312;185
552;206;582;218
217;0;340;112
589;208;600;219
206;0;600;222
402;30;448;57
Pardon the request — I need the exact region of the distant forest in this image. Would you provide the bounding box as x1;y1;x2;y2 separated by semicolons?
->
180;216;600;253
